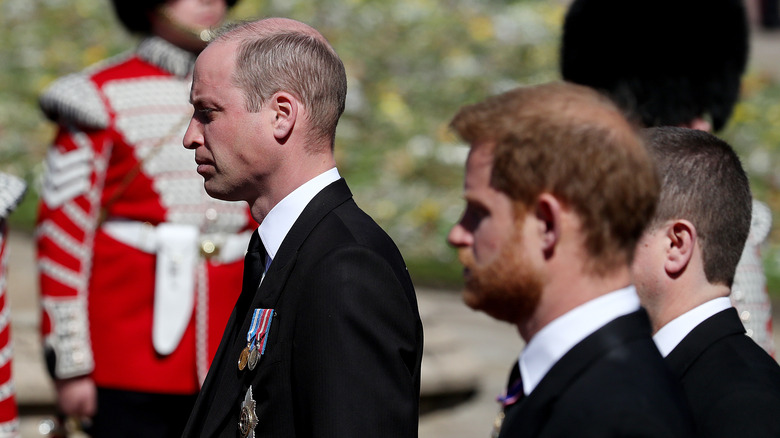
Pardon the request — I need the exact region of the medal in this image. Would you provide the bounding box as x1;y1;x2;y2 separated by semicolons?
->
242;308;274;371
239;386;258;438
239;309;264;371
238;346;250;370
247;346;259;370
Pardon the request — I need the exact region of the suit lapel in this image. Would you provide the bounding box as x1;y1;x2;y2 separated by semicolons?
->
199;179;354;437
247;177;352;312
665;307;745;379
500;310;652;437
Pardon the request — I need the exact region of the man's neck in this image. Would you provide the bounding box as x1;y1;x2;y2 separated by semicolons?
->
250;152;336;224
518;266;633;342
648;281;731;334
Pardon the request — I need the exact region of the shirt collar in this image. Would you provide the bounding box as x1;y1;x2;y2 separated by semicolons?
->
653;296;732;357
258;168;341;263
519;285;640;396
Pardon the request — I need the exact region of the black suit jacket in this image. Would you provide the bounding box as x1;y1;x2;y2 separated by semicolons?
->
665;307;780;437
182;179;423;437
499;310;694;438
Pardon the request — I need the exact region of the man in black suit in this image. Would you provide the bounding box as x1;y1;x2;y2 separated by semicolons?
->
632;127;780;437
560;0;778;356
180;18;423;437
447;82;694;437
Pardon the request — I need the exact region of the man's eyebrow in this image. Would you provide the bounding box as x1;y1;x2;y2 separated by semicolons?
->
190;95;206;106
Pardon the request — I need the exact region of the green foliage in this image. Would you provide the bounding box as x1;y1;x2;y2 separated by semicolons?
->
5;0;780;291
721;72;780;296
2;0;563;286
1;0;133;230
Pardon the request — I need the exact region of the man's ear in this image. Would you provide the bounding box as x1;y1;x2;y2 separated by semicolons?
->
269;92;298;142
534;193;562;259
664;220;696;278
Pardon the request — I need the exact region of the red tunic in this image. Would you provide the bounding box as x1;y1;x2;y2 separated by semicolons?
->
0;173;25;437
37;37;254;394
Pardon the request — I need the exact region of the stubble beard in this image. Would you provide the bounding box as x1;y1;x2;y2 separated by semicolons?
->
458;232;543;325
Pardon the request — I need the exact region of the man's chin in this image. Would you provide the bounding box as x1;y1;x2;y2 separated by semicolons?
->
203;182;234;202
461;286;505;320
461;287;481;311
461;284;537;325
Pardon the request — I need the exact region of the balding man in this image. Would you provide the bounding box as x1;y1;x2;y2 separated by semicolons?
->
181;18;422;438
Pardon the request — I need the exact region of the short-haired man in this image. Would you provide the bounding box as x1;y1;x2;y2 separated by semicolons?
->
448;82;694;437
561;0;776;355
632;127;780;437
181;18;423;437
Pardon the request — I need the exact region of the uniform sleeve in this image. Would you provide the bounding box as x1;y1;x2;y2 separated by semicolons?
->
292;245;421;437
0;174;26;435
37;123;112;380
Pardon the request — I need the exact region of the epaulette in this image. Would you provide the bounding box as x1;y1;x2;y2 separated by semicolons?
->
39;72;109;130
0;173;26;220
749;200;773;245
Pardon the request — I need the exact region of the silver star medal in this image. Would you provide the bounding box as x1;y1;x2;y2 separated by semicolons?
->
239;386;258;438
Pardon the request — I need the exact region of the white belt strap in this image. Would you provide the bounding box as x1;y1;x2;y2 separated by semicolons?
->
153;223;198;356
101;220;251;356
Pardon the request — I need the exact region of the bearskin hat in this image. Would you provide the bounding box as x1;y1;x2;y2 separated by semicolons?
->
561;0;748;131
111;0;241;35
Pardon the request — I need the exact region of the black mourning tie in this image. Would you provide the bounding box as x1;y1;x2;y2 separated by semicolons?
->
242;230;265;295
492;362;524;437
502;362;524;407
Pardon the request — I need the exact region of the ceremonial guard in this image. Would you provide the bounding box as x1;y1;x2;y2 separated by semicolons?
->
0;173;26;438
36;1;251;436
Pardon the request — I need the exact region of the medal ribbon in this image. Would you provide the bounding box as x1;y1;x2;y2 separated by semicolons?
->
246;309;263;345
252;309;274;354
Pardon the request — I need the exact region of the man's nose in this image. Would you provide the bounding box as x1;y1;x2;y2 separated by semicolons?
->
447;222;472;248
183;117;203;150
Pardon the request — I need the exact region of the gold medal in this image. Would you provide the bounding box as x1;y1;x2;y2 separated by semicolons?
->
247;347;259;370
238;346;250;370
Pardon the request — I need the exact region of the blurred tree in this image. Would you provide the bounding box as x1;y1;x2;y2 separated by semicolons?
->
4;0;779;289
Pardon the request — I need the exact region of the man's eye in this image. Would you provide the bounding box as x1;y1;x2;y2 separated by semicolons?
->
460;204;488;231
195;108;215;122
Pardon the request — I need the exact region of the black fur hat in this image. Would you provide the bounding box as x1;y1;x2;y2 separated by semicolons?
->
111;0;241;35
561;0;748;131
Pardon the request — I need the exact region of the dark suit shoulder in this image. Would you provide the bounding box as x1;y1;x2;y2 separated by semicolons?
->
501;311;694;437
549;337;693;437
278;196;422;437
328;199;406;257
672;311;780;437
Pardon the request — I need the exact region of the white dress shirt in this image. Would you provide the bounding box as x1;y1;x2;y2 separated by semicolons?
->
518;285;641;396
652;296;732;358
257;168;341;272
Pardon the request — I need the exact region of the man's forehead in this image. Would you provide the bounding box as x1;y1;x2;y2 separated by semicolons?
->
463;152;495;196
191;42;237;93
465;143;494;179
195;41;237;75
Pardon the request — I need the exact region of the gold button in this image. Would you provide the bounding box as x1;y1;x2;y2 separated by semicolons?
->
200;240;219;258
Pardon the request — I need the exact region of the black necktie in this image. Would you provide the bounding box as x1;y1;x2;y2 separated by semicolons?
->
242;230;265;296
504;362;524;405
492;362;524;437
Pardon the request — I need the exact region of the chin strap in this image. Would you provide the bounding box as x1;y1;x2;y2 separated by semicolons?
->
156;6;216;43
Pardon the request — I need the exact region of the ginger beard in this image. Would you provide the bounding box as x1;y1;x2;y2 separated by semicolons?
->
458;217;543;325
